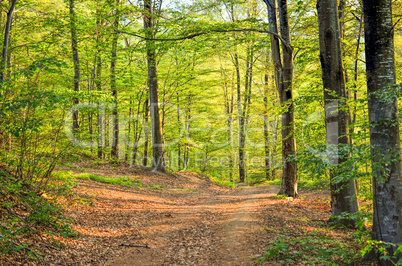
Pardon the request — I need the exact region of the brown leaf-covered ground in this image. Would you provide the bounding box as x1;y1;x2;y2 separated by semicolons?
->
2;163;365;265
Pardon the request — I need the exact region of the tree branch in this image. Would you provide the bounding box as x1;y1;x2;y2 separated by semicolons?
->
118;28;293;51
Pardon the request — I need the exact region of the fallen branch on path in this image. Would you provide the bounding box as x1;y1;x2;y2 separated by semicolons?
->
119;243;150;248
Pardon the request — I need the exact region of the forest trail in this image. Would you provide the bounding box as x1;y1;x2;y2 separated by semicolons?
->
37;164;358;265
105;182;278;265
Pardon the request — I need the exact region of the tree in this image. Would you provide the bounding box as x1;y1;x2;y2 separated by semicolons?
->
263;0;298;197
68;0;80;133
143;0;164;171
110;0;120;158
0;0;16;85
95;0;104;159
363;0;402;257
316;0;358;225
263;53;278;180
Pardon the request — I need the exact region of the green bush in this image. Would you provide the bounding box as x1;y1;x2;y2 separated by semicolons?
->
258;233;359;264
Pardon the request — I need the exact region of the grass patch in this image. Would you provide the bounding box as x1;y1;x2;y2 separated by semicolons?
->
149;184;165;190
211;178;235;188
74;173;142;188
173;188;199;193
263;178;282;187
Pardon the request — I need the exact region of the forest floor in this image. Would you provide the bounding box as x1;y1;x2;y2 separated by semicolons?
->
4;162;366;265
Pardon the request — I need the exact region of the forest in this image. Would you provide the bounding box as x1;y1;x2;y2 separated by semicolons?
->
1;0;402;264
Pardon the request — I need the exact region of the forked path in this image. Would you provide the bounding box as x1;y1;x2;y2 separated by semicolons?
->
105;185;278;265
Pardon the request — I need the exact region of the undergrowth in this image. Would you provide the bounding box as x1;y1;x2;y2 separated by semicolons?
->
257;231;360;265
0;174;77;262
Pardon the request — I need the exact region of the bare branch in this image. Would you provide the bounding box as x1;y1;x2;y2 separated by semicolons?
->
118;28;293;51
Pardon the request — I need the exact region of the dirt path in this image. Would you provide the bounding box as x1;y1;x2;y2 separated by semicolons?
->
104;185;278;265
35;166;360;266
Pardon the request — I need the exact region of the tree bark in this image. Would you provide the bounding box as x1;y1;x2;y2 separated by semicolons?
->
263;0;298;197
363;0;402;258
0;0;15;85
264;71;271;180
317;0;359;225
143;0;164;171
96;0;104;159
110;0;120;159
234;53;245;183
68;0;80;133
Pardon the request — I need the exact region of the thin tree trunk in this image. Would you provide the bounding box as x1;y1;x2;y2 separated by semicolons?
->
133;96;143;164
242;45;254;183
263;0;298;197
352;11;363;129
0;0;15;85
271;116;278;177
110;0;120;159
234;53;245;183
96;69;104;159
222;63;234;182
89;59;96;154
96;0;104;159
363;0;402;259
317;0;359;225
127;101;132;162
177;91;181;171
69;0;80;133
142;96;149;166
184;95;192;168
264;71;271;180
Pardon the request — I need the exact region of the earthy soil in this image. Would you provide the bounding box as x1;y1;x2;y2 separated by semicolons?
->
2;163;363;265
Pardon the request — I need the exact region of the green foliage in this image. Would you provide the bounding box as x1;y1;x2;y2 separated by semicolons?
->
49;171;79;195
361;240;402;265
258;233;359;264
150;183;164;190
298;179;330;191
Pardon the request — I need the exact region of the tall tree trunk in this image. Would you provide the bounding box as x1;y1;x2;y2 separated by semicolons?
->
184;95;192;168
234;53;245;183
142;97;149;166
69;0;80;133
126;102;132;162
264;71;271;180
96;0;104;159
241;45;254;183
352;11;363;131
132;96;143;165
271;115;278;177
177;92;181;171
0;0;15;85
96;56;103;159
263;0;298;197
88;60;95;154
221;62;234;182
110;0;120;158
363;0;402;258
143;0;164;171
317;0;359;225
